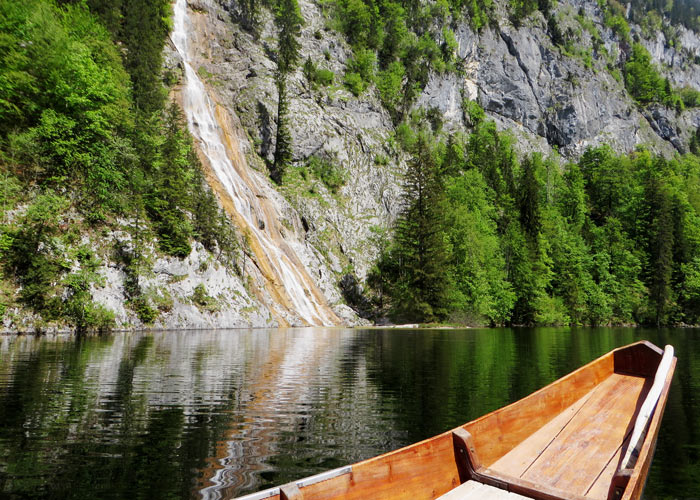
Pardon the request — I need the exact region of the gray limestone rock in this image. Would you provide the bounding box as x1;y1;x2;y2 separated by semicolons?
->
157;0;700;327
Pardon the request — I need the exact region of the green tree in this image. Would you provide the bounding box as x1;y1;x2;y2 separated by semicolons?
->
445;169;515;324
340;0;373;48
466;121;517;214
146;104;194;257
275;0;303;75
391;132;452;322
272;77;293;183
2;193;67;321
272;0;303;182
518;154;543;240
624;43;671;105
121;0;170;114
239;0;261;34
378;2;409;66
639;160;676;325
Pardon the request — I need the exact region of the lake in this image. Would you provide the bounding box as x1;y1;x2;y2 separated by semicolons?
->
0;327;697;499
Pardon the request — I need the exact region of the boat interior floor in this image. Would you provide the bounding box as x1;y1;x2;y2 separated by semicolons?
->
445;372;652;500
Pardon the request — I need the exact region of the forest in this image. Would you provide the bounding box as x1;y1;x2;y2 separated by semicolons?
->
369;112;700;326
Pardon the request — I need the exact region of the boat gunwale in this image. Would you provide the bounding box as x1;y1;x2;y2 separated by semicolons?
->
618;353;676;500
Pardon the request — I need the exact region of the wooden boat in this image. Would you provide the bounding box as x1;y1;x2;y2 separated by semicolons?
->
235;341;676;500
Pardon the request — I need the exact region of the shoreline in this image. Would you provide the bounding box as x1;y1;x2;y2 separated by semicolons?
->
2;322;699;337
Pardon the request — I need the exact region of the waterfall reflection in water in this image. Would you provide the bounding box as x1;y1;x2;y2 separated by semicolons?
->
0;327;698;500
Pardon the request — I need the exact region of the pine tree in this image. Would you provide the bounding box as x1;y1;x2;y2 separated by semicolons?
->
690;127;700;155
651;191;674;325
392;132;451;322
239;0;260;34
275;0;302;75
642;167;675;326
518;154;542;240
86;0;123;37
271;0;302;183
272;76;292;184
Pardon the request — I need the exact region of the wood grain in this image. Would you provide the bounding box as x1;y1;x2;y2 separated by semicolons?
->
619;357;676;500
297;432;460;500
613;341;663;377
489;391;593;478
520;374;649;495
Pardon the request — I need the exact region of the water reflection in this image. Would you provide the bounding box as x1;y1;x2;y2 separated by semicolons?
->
0;328;698;499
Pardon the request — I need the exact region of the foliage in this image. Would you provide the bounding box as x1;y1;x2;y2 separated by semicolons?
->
624;43;680;107
307;155;347;193
378;130;451;322
274;0;303;75
0;0;241;331
303;58;334;88
191;283;220;313
444;169;515;324
62;247;115;332
272;0;303;183
330;0;465;118
600;0;631;42
628;0;700;34
680;87;700;108
0;193;116;330
273;77;293;183
509;0;539;27
370;117;700;326
120;0;171;114
376;61;405;118
466;0;493;30
238;0;262;33
463;99;485;127
344;48;377;96
344;71;367;96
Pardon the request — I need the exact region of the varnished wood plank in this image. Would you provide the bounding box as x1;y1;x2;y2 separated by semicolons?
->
490;390;595;478
479;468;590;500
584;433;629;499
613;341;663;377
465;352;614;467
299;432;460;500
521;374;649;496
621;345;674;469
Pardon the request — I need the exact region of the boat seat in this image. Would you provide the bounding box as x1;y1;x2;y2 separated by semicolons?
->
437;480;532;500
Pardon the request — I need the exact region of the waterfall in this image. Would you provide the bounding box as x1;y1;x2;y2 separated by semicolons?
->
171;0;339;326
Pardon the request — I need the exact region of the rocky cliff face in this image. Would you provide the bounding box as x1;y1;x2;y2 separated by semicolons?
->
426;0;700;158
156;0;700;326
170;0;405;284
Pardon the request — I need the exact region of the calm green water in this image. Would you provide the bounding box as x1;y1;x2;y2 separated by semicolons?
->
0;328;697;499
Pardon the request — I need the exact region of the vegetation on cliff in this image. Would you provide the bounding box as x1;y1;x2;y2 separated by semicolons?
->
0;0;238;331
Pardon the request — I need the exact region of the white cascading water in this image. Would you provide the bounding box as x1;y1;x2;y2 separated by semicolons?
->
171;0;338;326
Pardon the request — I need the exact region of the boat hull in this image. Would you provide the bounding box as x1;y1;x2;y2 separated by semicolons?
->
234;341;675;500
